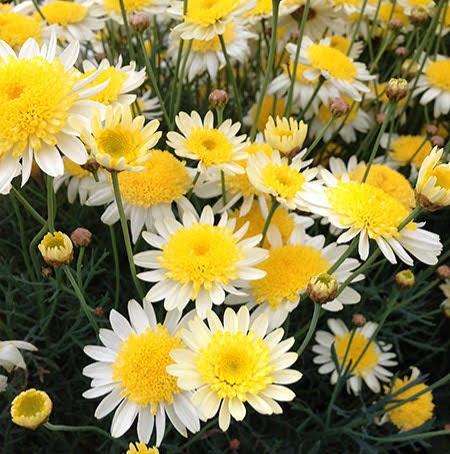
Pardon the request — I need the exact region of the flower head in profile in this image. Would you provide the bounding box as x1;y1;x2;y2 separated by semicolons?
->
415;147;450;210
227;225;362;329
134;205;267;318
264;116;308;156
38;231;74;268
313;319;397;394
247;149;321;211
11;389;53;430
78;105;161;172
167;111;247;176
0;339;37;373
83;299;200;445
380;367;434;431
0;9;42;51
167;306;302;431
0;34;104;191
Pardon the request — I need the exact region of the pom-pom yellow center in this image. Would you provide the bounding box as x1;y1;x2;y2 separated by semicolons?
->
426;60;450;91
307;44;357;81
185;128;234;166
0;13;42;49
40;1;88;25
261;163;306;199
185;0;241;26
82;67;127;105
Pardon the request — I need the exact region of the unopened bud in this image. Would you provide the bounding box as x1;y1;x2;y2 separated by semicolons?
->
431;135;444;147
386;78;408;101
395;269;415;289
129;13;150;32
38;232;73;268
425;124;438;136
352;313;366;327
410;9;428;25
290;30;300;41
41;267;53;279
330;97;350;117
71;227;92;248
437;265;450;279
229;438;240;451
395;46;409;57
376;112;386;124
81;159;100;174
94;307;104;317
209;89;229;109
307;273;338;304
388;19;404;30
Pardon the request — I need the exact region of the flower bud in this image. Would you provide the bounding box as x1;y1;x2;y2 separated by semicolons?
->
95;307;105;317
229;438;240;451
71;227;92;248
425;124;438;136
209;89;229;109
11;389;52;430
330;97;350;117
129;13;150;32
388;19;404;30
352;313;366;327
410;9;429;25
38;232;73;268
307;272;338;304
81;159;100;174
394;46;409;57
437;265;450;279
395;269;415;289
386;78;408;101
431;135;444;147
376;112;386;124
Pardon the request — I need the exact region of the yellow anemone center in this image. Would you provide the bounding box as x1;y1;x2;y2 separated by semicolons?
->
103;0;154;13
196;330;273;400
307;44;357;81
0;56;77;157
40;1;88;25
389;135;432;168
430;165;450;190
327;182;412;239
349;164;416;210
249;96;286;132
96;125;143;162
0;13;42;49
385;377;434;431
185;128;234;167
252;245;329;308
41;232;67;249
425;60;450;92
82;67;127;105
112;325;182;413
118;150;191;206
161;224;243;294
262;163;306;199
334;331;380;376
64;157;90;178
191;23;235;53
185;0;241;26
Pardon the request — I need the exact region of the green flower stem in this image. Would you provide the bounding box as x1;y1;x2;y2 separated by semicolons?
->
219;35;243;125
118;0;136;61
346;0;369;56
297;77;324;121
398;206;422;231
30;222;49;278
284;0;311;118
111;171;144;299
76;246;85;288
250;0;280;140
46;175;56;232
136;33;170;126
296;303;321;356
62;267;98;332
10;187;46;226
44;422;110;438
328;236;359;274
109;225;121;309
304;114;336;159
31;0;46;21
259;199;280;246
362;102;396;182
221;170;227;206
173;40;193;126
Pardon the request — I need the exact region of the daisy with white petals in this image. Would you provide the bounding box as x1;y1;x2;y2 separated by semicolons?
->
134;205;268;318
167;306;302;431
83;299;200;446
313;319;397;394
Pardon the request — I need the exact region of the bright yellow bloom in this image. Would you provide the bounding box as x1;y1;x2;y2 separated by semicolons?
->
38;231;73;268
11;389;52;430
264;116;308;155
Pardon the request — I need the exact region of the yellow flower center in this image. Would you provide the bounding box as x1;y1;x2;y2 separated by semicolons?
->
249;96;286;132
41;232;67;249
245;0;272;16
96;125;143;163
425;60;450;92
191;23;235;53
0;12;42;49
82;67;127;105
333;0;361;6
185;128;234;167
127;443;159;454
385;377;434;431
349;164;416;210
11;389;52;430
284;62;315;85
185;0;240;26
334;332;380;376
329;35;351;55
103;0;154;13
196;330;273;400
40;1;88;25
251;245;329;308
0;56;77;157
112;325;182;413
389;135;432;168
307;44;357;81
379;3;408;24
429;165;450;190
161;224;243;294
327;182;411;239
233;202;294;247
261;163;306;199
63;157;90;178
118;150;191;206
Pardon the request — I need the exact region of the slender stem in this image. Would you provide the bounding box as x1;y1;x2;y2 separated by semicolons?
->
117;0;136;61
250;0;280;140
220;170;227;206
44;422;110;438
109;225;121;310
173;40;193;127
259;199;279;246
30;223;49;277
297;78;324;121
10;186;46;226
46;176;56;232
304;115;336;159
347;0;369;56
219;35;243;125
63;267;98;332
187;171;200;199
328;236;359;274
398;206;422;231
111;171;144;299
76;247;85;288
31;0;46;21
297;303;321;356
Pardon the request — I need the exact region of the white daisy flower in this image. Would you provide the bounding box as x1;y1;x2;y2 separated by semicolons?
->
329;0;375;16
83;299;200;445
0;34;105;189
136;90;162;120
397;0;435;16
227;225;362;329
134;205;268;318
0;339;37;373
166;111;248;177
167;306;303;431
313;318;398;394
